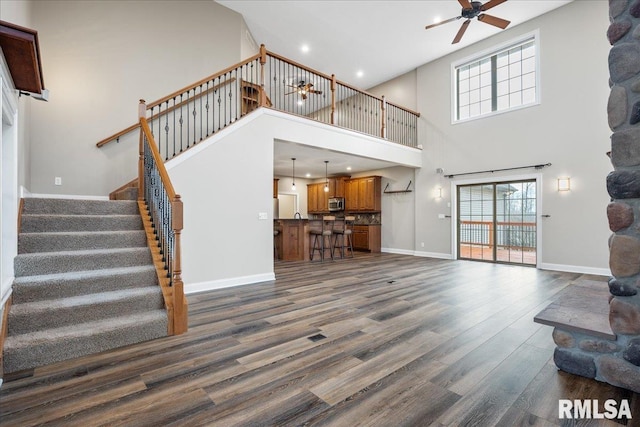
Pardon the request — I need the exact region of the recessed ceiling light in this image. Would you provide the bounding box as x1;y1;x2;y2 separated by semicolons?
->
305;173;311;177
434;16;442;24
356;70;364;78
346;166;352;171
301;44;310;53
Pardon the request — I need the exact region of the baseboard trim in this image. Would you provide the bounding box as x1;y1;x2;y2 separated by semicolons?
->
540;263;610;277
414;250;453;260
381;248;415;256
26;193;110;201
185;272;275;294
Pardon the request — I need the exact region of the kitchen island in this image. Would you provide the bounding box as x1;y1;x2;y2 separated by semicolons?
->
274;219;310;261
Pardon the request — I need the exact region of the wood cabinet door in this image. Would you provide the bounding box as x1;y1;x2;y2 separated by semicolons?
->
319;183;329;212
282;222;302;260
358;178;375;211
345;180;359;211
333;178;346;198
308;184;318;213
353;225;369;250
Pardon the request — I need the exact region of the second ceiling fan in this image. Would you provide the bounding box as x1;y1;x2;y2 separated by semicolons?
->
425;0;511;44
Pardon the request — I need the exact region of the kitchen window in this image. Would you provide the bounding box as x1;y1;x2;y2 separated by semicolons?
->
452;31;539;122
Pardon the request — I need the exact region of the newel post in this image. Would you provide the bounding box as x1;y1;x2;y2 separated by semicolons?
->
259;44;268;107
381;95;387;139
330;74;337;125
171;194;187;334
138;99;146;200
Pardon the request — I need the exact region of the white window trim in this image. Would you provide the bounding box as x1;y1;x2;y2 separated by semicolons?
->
451;29;541;125
450;172;543;269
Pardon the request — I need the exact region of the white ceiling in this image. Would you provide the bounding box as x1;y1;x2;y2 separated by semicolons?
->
217;0;573;179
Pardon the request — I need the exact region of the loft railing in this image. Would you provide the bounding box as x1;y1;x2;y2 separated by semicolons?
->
97;44;420;160
138;103;187;335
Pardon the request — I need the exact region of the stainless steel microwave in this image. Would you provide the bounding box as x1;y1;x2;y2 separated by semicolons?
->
328;197;345;211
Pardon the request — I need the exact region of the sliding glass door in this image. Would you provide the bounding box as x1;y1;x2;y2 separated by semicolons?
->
458;180;537;265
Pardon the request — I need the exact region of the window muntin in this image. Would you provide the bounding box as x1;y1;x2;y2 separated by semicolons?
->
454;35;538;122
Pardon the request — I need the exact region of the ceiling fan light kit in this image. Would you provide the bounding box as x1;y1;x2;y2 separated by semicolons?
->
425;0;511;44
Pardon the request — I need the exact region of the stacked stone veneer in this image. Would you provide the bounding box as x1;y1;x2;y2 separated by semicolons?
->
552;0;640;394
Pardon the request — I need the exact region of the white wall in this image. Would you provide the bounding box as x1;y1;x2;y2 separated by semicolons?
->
367;69;418;112
415;1;611;273
166;108;421;292
27;0;246;196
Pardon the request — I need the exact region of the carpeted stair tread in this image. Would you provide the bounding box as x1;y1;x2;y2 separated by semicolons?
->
12;265;158;303
22;198;139;215
21;214;143;233
14;247;153;277
3;310;168;373
18;230;147;253
8;287;165;335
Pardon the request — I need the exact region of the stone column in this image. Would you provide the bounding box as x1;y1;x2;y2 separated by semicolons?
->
603;0;640;392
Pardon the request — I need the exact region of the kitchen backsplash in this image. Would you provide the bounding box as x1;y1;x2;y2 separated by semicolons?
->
308;213;381;225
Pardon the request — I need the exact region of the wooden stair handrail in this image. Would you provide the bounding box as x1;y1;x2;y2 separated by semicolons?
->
138;101;187;334
98;78;237;148
147;54;261;110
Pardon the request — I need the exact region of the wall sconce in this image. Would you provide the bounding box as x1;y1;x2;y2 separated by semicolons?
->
291;158;296;191
557;177;570;192
435;186;443;199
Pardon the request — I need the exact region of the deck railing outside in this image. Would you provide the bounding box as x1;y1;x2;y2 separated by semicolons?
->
98;45;420;161
459;220;537;250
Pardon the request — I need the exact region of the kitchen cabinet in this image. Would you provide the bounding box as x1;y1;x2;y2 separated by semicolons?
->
307;178;348;214
308;184;319;213
345;176;381;212
352;225;381;252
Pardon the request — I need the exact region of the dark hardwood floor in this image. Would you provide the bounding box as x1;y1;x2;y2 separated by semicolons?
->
1;253;638;426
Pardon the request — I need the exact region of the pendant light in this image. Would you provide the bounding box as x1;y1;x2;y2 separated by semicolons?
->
291;158;296;191
324;160;329;192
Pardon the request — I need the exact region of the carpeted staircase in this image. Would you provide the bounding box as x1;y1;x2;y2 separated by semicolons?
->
3;198;168;373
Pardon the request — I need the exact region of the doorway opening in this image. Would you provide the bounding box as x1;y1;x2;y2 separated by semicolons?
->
457;179;537;265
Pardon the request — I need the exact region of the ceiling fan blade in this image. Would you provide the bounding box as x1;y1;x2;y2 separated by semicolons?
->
452;19;471;44
457;0;473;9
309;90;323;95
477;13;510;29
425;16;460;30
480;0;508;11
284;91;298;96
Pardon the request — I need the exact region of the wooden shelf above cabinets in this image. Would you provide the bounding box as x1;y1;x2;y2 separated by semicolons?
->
383;180;412;194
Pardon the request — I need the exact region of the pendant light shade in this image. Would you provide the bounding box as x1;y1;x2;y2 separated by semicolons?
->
291;158;296;191
324;160;329;192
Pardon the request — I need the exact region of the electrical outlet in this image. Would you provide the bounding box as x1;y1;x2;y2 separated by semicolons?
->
54;177;62;186
438;214;445;219
258;212;268;220
421;242;425;247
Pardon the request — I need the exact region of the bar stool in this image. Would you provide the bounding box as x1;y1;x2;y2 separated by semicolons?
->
333;215;355;258
309;215;335;262
273;224;280;259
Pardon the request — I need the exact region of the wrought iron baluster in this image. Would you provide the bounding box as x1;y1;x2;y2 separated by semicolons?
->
179;94;184;152
192;88;197;146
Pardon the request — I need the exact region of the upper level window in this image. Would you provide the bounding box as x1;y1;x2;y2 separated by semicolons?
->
453;32;539;122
